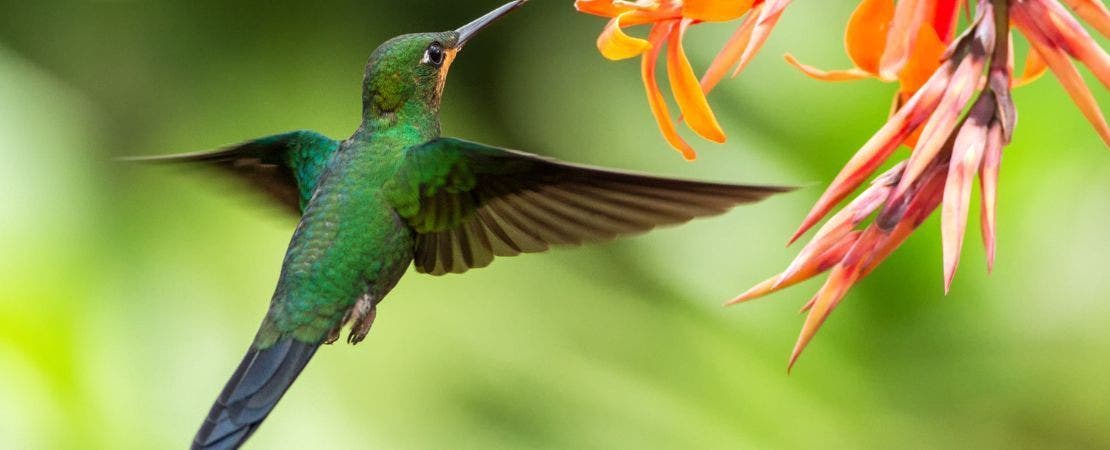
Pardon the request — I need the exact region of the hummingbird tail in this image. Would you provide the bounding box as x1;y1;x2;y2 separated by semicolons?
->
192;338;319;450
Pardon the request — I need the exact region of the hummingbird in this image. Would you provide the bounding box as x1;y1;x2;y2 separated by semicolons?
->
133;1;793;448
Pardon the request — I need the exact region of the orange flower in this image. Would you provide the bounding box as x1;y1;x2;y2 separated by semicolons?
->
575;0;792;159
733;0;1110;370
784;0;957;103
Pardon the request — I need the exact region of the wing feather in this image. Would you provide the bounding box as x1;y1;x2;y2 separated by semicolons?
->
126;130;339;214
388;138;795;275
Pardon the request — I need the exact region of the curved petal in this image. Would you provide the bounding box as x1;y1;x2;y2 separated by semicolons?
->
784;54;874;81
1015;47;1049;87
597;12;652;60
642;21;697;159
682;0;754;22
575;0;647;17
845;0;895;74
700;0;793;94
897;25;947;96
667;19;726;143
879;0;930;80
700;6;760;93
730;0;792;78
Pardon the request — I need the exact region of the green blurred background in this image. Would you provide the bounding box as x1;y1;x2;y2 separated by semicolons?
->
1;1;1108;448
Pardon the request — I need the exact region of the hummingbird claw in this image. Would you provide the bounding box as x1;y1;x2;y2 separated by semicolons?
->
347;294;377;345
325;306;357;344
324;328;341;345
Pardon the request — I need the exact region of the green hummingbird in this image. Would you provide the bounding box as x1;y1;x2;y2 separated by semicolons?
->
133;1;793;448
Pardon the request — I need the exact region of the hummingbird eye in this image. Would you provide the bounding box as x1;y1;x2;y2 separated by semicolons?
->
422;42;446;67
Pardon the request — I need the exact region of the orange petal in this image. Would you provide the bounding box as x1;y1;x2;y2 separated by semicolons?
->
683;0;754;22
941;94;994;292
642;21;697;159
597;12;652;60
789;60;955;243
879;0;933;80
667;19;726;143
575;0;651;17
701;6;761;93
897;25;948;96
1015;47;1049;87
730;0;792;78
1014;4;1110;146
699;0;793;94
844;0;895;74
1062;0;1110;38
783;54;874;81
979;120;1004;273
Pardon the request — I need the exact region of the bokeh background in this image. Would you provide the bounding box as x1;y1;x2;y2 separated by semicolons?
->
2;1;1109;448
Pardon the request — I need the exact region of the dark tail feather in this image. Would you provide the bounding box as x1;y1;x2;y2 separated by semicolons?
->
192;339;319;450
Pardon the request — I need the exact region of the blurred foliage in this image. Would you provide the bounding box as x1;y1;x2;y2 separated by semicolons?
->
1;1;1108;449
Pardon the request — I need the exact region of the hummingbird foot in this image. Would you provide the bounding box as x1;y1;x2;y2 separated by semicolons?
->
324;307;357;345
347;294;377;345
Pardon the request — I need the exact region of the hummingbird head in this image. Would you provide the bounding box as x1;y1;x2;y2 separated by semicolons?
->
361;0;527;126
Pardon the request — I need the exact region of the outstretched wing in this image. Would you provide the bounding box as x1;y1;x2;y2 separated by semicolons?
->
387;138;795;276
126;130;340;214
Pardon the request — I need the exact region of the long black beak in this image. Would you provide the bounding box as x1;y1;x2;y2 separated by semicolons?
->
455;0;528;48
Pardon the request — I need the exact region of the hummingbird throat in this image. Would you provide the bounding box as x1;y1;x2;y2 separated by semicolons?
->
434;49;459;101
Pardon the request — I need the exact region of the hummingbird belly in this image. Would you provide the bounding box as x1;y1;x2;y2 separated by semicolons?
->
263;153;415;345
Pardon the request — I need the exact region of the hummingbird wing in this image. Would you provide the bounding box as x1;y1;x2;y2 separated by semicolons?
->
125;130;339;214
388;138;795;275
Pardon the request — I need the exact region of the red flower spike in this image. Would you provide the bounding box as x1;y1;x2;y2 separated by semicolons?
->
891;57;983;207
776;163;903;286
732;0;1107;369
894;15;995;204
790;61;955;243
788;161;949;369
